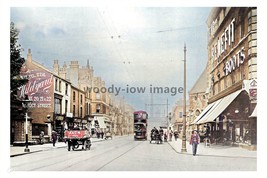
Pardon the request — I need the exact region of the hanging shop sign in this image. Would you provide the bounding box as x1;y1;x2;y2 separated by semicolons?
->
249;80;257;103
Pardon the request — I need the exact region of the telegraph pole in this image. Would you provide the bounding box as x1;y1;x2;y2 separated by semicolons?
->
181;43;187;152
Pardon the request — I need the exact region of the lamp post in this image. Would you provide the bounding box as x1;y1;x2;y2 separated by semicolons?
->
181;43;187;152
22;95;31;152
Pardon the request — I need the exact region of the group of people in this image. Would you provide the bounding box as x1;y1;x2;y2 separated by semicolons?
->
150;127;179;143
39;130;58;147
149;127;201;156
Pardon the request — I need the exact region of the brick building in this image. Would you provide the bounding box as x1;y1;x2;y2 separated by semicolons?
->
195;7;257;148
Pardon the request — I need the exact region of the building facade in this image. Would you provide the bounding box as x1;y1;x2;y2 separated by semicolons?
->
171;99;189;137
13;49;71;144
188;69;208;134
195;7;257;149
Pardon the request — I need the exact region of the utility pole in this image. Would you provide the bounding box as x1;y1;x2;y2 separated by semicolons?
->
181;43;187;152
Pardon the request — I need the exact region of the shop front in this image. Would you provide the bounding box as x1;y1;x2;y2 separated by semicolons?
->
195;89;255;148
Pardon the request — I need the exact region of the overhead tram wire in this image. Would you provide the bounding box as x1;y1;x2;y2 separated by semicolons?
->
98;8;135;83
96;8;131;69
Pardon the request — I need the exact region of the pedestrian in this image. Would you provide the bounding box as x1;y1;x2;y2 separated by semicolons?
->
164;132;168;142
39;131;45;144
174;130;178;141
189;130;200;156
169;130;173;141
51;130;58;147
100;129;104;139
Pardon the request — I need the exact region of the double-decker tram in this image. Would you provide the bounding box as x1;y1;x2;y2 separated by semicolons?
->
133;110;148;140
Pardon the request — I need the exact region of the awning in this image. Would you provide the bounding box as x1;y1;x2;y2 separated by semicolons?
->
250;105;257;118
96;117;107;129
197;89;243;124
190;102;216;125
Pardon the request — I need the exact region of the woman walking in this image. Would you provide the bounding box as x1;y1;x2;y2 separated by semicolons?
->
189;130;200;156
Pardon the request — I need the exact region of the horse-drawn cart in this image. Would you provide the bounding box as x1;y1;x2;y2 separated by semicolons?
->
64;130;91;151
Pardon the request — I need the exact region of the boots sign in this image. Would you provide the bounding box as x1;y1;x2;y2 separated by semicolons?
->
210;17;246;76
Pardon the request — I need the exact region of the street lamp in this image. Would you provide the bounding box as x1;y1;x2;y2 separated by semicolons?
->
22;95;31;152
181;43;187;152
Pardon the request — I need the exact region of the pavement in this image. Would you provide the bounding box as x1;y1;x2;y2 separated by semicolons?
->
167;138;257;158
10;137;107;157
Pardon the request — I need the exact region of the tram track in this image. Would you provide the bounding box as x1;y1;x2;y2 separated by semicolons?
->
27;137;143;171
58;139;145;171
95;140;144;171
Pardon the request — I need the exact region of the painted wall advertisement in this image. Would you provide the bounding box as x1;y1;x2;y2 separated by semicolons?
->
18;64;53;109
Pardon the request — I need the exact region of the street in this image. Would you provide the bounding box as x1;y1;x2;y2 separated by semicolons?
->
10;135;256;171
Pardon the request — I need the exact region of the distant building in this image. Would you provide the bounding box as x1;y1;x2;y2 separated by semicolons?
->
171;99;189;135
188;69;208;132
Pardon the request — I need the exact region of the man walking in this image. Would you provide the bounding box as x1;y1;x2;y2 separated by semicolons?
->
52;130;58;147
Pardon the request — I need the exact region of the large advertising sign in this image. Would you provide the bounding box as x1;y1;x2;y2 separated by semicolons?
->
18;64;53;108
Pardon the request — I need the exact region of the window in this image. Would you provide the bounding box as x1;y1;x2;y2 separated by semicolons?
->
240;21;245;38
86;103;89;115
80;107;83;117
73;91;76;102
96;104;101;113
195;109;200;116
65;84;68;95
55;78;58;91
65;100;68;114
54;98;62;114
80;94;83;104
96;92;100;100
59;80;62;92
73;105;76;117
224;77;227;90
179;111;183;118
240;65;245;80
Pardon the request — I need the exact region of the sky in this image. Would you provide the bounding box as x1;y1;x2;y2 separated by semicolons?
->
10;7;211;125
